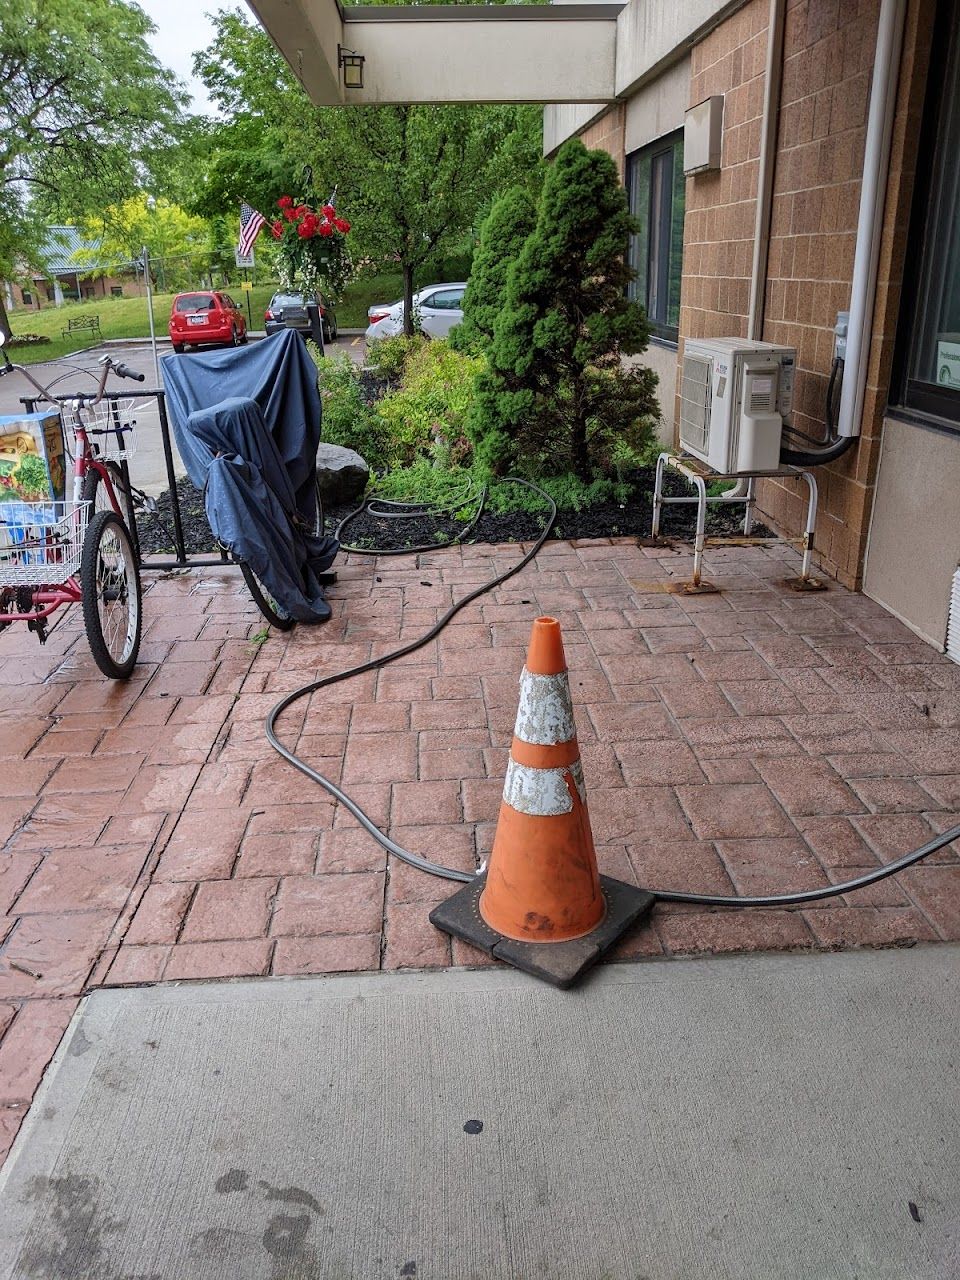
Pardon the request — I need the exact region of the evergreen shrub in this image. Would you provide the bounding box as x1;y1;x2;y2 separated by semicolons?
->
468;139;660;481
451;185;536;354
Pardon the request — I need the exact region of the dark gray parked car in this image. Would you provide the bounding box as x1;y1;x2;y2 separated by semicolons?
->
264;291;338;344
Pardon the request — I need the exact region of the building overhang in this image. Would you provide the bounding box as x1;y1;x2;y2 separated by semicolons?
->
246;2;624;106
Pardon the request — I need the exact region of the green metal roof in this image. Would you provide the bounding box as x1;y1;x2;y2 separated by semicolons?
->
37;226;103;276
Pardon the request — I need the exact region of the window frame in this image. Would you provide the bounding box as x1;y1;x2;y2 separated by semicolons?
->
625;129;685;346
889;0;960;433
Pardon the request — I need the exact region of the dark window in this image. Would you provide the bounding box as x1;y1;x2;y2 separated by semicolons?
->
22;290;32;305
175;294;213;312
110;286;123;298
425;289;464;311
626;131;685;344
892;0;960;428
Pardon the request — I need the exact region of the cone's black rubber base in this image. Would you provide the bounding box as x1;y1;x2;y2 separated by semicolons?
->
429;875;655;989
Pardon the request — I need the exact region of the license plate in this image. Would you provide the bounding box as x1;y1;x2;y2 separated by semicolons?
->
188;315;205;325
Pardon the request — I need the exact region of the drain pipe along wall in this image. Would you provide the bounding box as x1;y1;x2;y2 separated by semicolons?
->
778;0;907;468
837;0;907;439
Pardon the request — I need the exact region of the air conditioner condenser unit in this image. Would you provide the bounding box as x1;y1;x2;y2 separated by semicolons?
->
679;338;796;473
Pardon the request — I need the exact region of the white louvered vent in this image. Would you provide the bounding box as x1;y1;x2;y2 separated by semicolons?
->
679;353;712;458
947;568;960;664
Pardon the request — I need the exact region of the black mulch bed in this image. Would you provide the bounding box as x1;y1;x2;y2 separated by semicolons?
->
135;468;771;558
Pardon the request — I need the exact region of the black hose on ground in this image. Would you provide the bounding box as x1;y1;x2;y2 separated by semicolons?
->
266;477;960;907
267;479;557;883
335;481;488;556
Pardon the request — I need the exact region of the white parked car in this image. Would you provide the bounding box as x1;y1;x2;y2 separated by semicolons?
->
365;283;466;341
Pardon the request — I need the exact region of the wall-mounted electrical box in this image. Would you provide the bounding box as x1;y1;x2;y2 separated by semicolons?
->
684;96;723;174
835;310;849;361
679;338;797;473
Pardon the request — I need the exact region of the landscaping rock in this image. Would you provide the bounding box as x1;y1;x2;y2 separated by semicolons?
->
316;443;369;506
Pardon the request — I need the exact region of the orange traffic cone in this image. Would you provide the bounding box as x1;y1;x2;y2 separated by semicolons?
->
479;616;605;942
430;616;653;988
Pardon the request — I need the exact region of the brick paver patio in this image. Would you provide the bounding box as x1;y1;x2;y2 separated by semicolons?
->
2;534;960;1163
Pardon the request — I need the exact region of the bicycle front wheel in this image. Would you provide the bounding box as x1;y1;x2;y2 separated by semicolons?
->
82;461;135;536
81;510;143;679
240;562;295;631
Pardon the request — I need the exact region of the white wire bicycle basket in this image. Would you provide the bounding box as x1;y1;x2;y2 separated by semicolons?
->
0;500;89;587
87;397;139;461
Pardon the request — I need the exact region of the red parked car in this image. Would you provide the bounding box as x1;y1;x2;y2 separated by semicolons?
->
168;291;248;353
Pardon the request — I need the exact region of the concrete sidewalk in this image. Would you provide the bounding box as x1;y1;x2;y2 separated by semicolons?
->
1;947;958;1279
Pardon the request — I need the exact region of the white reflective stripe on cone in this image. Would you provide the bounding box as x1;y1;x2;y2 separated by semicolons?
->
513;669;576;746
502;759;586;816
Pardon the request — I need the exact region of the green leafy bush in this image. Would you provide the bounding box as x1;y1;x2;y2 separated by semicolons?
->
365;333;428;380
374;340;483;469
371;460;482;520
483;472;629;515
314;351;387;469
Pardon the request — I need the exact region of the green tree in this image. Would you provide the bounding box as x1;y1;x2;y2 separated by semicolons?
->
300;105;528;334
202;216;240;289
189;11;543;334
0;0;185;337
469;139;659;480
451;184;537;354
188;13;302;219
75;196;208;292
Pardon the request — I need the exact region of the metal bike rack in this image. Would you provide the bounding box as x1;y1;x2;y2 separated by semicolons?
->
651;452;826;593
21;387;234;574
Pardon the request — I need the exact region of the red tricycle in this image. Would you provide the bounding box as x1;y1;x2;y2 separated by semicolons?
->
0;332;145;679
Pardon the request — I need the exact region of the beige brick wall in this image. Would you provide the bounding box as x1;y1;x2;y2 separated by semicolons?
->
561;0;934;589
677;0;933;588
681;0;769;345
579;104;627;180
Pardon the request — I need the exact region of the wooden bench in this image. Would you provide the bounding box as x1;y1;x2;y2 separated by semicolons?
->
62;315;101;341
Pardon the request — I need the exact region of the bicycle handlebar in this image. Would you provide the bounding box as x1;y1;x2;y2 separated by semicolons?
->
112;362;145;382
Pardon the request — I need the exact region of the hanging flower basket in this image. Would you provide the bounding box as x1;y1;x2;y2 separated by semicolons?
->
271;194;352;300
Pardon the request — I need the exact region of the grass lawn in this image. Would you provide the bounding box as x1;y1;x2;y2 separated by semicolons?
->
7;271;409;364
335;271;404;327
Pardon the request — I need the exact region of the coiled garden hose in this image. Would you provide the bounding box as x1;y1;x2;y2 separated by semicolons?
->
267;478;960;906
335;479;488;556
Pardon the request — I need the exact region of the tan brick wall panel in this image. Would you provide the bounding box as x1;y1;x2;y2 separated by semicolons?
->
678;0;934;588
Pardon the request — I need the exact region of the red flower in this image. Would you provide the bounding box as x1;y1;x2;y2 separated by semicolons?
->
278;195;293;208
318;221;333;237
322;204;336;219
297;222;312;238
283;208;298;222
271;221;283;238
294;205;308;218
333;217;350;234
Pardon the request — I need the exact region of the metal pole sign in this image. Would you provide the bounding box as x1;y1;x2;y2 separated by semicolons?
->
235;248;255;270
142;245;160;386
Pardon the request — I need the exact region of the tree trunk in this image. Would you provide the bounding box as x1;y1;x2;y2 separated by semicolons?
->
572;384;590;481
0;290;12;344
402;262;415;338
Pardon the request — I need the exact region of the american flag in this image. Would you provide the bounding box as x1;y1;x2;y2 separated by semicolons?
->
238;202;266;256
